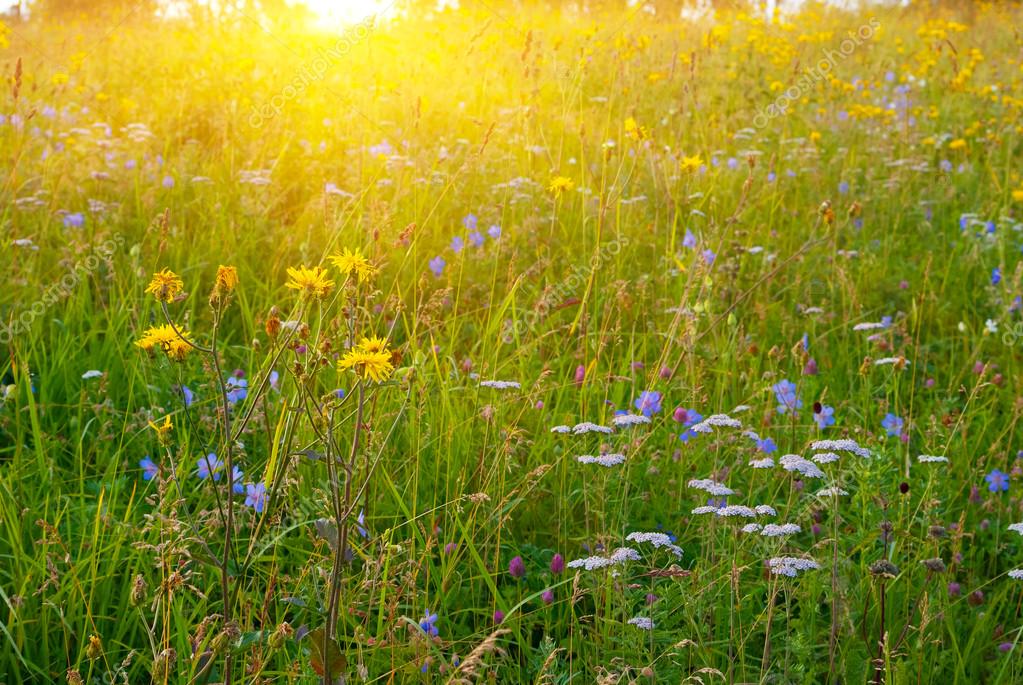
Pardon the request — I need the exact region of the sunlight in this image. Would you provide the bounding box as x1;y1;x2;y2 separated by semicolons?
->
298;0;393;29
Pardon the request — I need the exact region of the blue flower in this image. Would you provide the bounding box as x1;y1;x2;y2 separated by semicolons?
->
755;437;777;454
419;610;439;637
993;267;1002;286
179;385;194;407
429;256;445;277
244;482;266;512
881;413;904;437
985;469;1010;493
838;180;849;194
356;509;368;538
468;230;484;248
197;453;223;481
701;249;716;265
451;236;464;254
939;159;952;173
462;213;478;230
140;456;159;481
487;224;502;239
814;405;835;429
226;376;248;404
63;212;84;228
683;229;697;249
678;409;703;442
772;380;802;415
634;390;662;416
231;465;245;494
162;175;175;189
269;370;280;391
334;388;347;399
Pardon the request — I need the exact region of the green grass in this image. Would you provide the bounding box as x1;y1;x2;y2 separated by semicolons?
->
2;2;1023;682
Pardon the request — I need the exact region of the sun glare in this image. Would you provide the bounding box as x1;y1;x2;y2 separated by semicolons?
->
299;0;393;29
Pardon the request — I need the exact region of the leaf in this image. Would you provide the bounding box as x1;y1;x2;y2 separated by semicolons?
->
305;627;347;679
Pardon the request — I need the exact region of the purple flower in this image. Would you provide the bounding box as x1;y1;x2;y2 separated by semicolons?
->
231;465;244;494
462;213;478;230
493;610;505;624
428;256;445;277
541;589;554;605
550;553;564;574
468;230;484;248
814;404;835;429
838;180;849;194
487;224;501;239
226;376;248;404
992;267;1002;285
881;413;904;437
508;555;526;579
244;482;266;512
574;365;586;385
683;229;697;249
419;610;439;637
772;380;801;415
678;409;704;442
162;175;175;189
755;437;777;453
451;236;464;253
947;582;961;597
802;358;818;375
140;456;159;481
197;453;223;481
179;385;194;407
986;469;1010;493
356;509;368;538
63;212;85;228
701;249;716;265
635;390;662;416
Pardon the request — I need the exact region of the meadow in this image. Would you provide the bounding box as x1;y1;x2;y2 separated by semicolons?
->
2;1;1023;682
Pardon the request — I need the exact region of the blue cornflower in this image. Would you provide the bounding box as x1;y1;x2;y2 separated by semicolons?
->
429;256;445;277
993;267;1002;285
140;456;159;481
814;405;835;429
683;229;697;249
756;437;777;453
462;213;478;230
702;249;716;265
635;390;662;416
226;376;248;404
881;413;904;437
451;236;464;253
197;453;223;480
487;224;501;239
231;465;245;494
63;212;85;228
772;380;802;415
244;482;266;512
468;230;484;248
986;469;1010;493
678;409;704;442
419;610;439;637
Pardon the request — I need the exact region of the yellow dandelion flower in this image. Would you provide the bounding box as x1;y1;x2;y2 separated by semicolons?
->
145;268;184;303
948;138;967;150
285;266;334;299
339;348;394;383
624;117;650;142
357;336;389;354
329;248;378;282
547;175;574;197
680;154;703;173
136;324;193;359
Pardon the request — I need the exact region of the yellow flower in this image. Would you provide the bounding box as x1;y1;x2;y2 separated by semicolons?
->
285;266;334;299
148;415;173;444
51;72;69;86
136;324;193;360
948;138;967;150
338;348;394;383
329;248;378;282
547;175;574;197
145;268;184;303
624;117;650;142
357;335;389;354
215;265;239;293
680;154;703;173
1012;188;1023;202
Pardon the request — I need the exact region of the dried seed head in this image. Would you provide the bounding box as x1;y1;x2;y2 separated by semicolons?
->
921;558;947;573
869;560;899;578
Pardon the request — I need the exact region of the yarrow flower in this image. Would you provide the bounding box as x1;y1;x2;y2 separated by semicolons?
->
767;556;820;577
627;616;654;630
572;422;614;435
285;265;334;298
917;454;948;463
611;413;651;427
576;453;626;467
567;547;640;571
810;439;870;458
625;532;683;557
687;478;735;496
760;523;801;537
145;268;184;303
779;454;825;479
479;380;521;390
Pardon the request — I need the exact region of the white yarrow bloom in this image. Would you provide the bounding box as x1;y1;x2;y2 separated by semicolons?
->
853;321;888;331
687;479;735;496
82;370;103;379
741;523;763;533
749;457;775;469
817;486;849;497
754;504;777;517
612;413;651;427
567;547;640;571
874;356;910;367
572;422;614;435
626;532;683;557
810;439;870;458
576;454;626;467
767;556;820;576
732;404;752;413
717;505;757;518
779;454;825;479
550;425;572;433
761;523;801;537
628;616;654;630
691;506;721;515
1008;523;1023;535
917;454;948;463
812;452;841;464
479;380;521;389
1009;569;1023;580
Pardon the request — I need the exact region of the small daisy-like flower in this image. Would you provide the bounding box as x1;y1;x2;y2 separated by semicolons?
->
339;348;394;383
547;175;574;196
680;154;703;172
285;265;334;298
329;248;378;282
144;268;184;303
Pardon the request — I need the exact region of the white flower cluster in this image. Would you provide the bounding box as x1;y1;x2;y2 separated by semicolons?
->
567;547;641;571
760;523;801;537
809;439;870;458
687;478;735;496
1009;569;1023;580
874;357;910;367
1008;522;1023;535
479;380;521;389
767;556;820;577
627;616;654;630
749;457;775;469
612;413;651;427
572;422;614;435
779;454;825;479
811;452;840;464
853;321;887;331
816;487;849;497
917;454;948;463
691;414;742;433
550;425;571;433
576;453;626;467
625;532;683;558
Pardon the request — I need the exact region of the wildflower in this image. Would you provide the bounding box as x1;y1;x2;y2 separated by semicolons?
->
772;380;802;414
85;635;103;660
468;230;484;247
869;560;900;578
749;457;775;468
812;452;840;464
701;249;716;265
767;556;820;577
814;404;835;429
809;439;870;458
986;469;1010;492
687;478;735;496
541;589;554;605
197;453;223;481
779;454;825;479
63;212;85;228
213;265;238;295
1008;570;1023;580
624;117;649;141
244;482;266;513
634;390;662;416
612;413;650;427
479;380;520;390
428;255;446;277
487;224;501;239
338;347;394;383
680;154;703;172
572;422;613;435
148;415;173;443
627;616;654;630
682;229;697;248
550;554;564;574
1008;523;1023;535
921;558;947;573
145;268;184;303
231;466;244;494
548;175;574;196
760;523;801;537
139;456;159;481
508;555;526;579
285;265;334;298
917;454;948;463
329;248;378;283
881;413;904;437
625;532;683;557
816;487;849;497
576;454;626;466
756;436;777;453
451;236;464;253
493;610;505;624
419;611;439;637
567;547;640;571
226;376;248;404
136;324;194;360
992;267;1002;285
